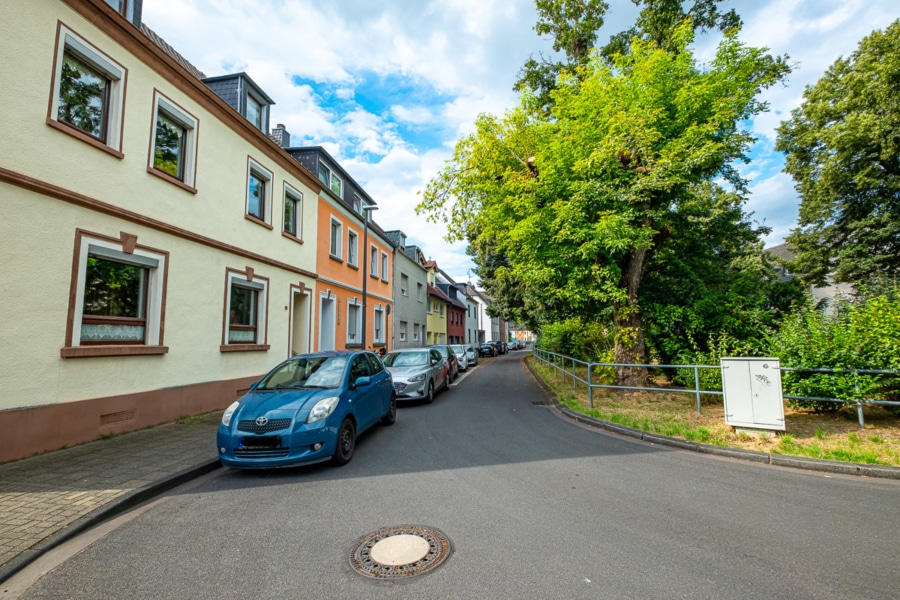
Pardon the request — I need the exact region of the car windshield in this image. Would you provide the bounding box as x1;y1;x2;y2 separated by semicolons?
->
384;352;428;367
432;347;448;357
257;356;348;390
451;345;465;355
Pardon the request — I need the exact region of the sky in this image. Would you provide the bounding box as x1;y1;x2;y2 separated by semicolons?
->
143;0;899;283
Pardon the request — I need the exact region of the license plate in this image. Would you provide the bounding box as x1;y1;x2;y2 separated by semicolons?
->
239;436;281;449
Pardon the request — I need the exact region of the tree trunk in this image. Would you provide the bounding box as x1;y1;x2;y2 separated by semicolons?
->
613;245;650;388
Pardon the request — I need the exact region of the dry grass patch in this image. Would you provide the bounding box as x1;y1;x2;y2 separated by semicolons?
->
528;358;900;467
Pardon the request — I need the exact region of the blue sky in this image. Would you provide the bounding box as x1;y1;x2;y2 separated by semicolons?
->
145;0;899;283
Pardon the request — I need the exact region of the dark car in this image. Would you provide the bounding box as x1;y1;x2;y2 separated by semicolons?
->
479;343;496;358
490;341;505;355
429;345;460;381
217;351;395;468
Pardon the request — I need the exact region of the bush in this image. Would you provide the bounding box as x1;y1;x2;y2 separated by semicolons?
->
765;286;900;411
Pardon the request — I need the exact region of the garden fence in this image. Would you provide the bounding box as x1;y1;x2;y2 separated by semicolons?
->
530;348;900;429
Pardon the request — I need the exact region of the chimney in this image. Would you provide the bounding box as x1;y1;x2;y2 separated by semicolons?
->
270;123;291;148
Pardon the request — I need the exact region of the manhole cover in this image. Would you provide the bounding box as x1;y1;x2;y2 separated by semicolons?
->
349;525;452;580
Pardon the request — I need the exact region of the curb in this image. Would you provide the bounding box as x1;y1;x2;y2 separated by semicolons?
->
523;356;900;481
0;458;222;585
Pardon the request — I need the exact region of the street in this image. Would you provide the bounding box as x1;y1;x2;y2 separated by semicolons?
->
16;353;900;599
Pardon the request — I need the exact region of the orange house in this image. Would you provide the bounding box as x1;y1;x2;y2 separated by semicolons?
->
287;147;393;352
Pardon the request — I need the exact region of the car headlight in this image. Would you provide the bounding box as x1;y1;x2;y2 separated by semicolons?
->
222;401;239;427
307;396;340;424
408;373;426;382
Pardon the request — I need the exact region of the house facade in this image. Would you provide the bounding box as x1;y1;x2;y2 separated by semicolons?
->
438;283;467;344
287;146;393;353
0;0;321;462
384;231;428;349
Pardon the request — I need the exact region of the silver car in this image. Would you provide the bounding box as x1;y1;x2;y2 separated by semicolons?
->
383;348;448;403
450;345;471;370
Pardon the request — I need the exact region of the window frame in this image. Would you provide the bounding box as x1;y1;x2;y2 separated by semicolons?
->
62;229;168;358
417;283;424;302
381;252;389;283
347;229;359;268
369;245;379;278
245;92;264;131
147;90;199;192
222;268;269;352
245;158;273;228
374;305;384;344
399;320;407;341
346;299;362;346
413;323;420;341
48;22;127;157
400;273;408;296
282;182;303;242
329;216;343;261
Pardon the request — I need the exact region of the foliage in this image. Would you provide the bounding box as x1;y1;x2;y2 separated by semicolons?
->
420;23;789;386
536;317;614;363
514;0;609;111
776;20;900;287
763;283;900;411
601;0;741;59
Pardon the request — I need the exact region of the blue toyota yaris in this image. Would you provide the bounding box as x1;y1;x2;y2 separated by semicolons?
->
217;350;396;468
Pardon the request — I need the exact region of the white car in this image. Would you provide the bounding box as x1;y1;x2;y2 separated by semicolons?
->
450;345;471;371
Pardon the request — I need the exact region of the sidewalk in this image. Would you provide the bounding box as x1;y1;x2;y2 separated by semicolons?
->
0;411;223;584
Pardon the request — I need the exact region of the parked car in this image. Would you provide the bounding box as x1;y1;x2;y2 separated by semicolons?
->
383;348;448;403
479;343;496;358
463;345;479;366
450;344;471;371
217;351;395;469
490;341;505;355
429;345;460;381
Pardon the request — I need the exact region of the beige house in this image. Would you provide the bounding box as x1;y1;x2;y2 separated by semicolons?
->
0;0;322;462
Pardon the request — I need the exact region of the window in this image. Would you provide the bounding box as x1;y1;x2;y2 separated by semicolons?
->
246;94;263;130
400;273;408;296
348;230;358;267
317;163;342;198
417;283;424;302
63;231;168;358
414;323;420;341
352;194;362;213
440;304;445;316
246;159;272;225
427;300;432;314
347;301;361;345
374;306;384;343
399;321;407;341
49;25;126;155
381;252;389;282
329;218;343;260
283;184;303;238
148;91;198;189
224;270;268;349
370;246;378;278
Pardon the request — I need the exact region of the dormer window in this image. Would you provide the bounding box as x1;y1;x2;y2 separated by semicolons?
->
246;94;262;130
317;163;342;198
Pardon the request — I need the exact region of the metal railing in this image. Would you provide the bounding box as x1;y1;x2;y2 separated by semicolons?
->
531;348;900;428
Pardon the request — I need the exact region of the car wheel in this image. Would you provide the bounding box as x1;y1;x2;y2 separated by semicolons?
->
331;418;356;466
381;394;397;426
426;380;435;403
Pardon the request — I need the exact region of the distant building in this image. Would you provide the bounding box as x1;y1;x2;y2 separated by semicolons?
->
766;243;853;310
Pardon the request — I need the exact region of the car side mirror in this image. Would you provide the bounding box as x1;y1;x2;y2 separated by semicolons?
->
353;376;372;389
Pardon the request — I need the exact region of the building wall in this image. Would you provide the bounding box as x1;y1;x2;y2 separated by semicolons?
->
425;296;447;345
392;249;427;349
313;196;392;351
0;0;320;461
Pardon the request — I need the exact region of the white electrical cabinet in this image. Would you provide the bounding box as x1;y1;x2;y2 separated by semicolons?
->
720;357;785;431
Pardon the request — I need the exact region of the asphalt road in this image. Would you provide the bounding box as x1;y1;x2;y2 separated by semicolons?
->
17;353;900;599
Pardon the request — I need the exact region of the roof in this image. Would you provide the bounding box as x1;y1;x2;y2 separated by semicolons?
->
141;24;207;80
765;242;795;262
427;284;451;303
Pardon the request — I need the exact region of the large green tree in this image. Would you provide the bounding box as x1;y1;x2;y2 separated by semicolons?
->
776;20;900;287
419;24;789;385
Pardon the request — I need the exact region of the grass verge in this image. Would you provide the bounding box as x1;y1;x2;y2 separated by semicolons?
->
529;357;900;467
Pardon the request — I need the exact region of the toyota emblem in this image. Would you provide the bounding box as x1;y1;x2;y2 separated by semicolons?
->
256;416;269;426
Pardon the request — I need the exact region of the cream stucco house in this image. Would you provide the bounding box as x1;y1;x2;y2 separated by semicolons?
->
0;0;322;462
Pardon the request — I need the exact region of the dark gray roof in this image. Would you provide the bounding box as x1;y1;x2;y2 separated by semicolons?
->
765;242;795;262
140;24;206;80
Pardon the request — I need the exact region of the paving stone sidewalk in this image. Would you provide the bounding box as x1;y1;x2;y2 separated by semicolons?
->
0;412;223;583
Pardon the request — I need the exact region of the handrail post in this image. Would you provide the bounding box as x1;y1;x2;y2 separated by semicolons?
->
854;370;864;429
572;358;577;392
588;362;594;408
694;366;701;414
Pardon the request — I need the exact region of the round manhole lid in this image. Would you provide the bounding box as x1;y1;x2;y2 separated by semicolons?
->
349;525;452;580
